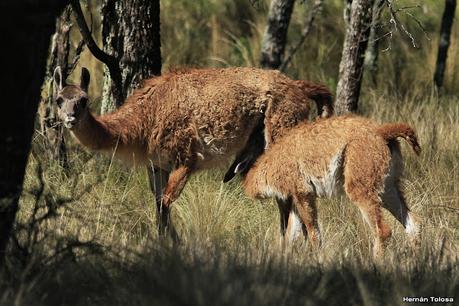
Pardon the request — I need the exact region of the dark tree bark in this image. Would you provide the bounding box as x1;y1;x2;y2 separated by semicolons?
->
335;0;375;115
434;0;457;89
365;0;385;86
38;6;80;169
101;0;162;112
260;0;296;69
0;1;66;266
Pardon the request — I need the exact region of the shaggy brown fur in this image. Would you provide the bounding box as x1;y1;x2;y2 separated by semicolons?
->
54;66;333;236
243;115;421;257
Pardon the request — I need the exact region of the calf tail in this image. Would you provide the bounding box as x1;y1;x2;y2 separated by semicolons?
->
376;123;421;155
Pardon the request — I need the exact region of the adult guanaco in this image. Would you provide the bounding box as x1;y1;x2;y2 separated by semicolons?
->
53;66;333;238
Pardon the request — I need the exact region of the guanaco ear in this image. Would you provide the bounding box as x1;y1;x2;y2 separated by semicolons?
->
53;66;63;91
80;67;90;92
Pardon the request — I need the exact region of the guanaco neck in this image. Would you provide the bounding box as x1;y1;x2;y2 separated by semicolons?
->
70;110;118;151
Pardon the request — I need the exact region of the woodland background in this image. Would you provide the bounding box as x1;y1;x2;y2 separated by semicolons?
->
0;0;458;305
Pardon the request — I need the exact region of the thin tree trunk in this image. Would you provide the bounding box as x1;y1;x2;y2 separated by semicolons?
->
365;0;385;86
101;0;161;112
280;0;324;72
38;6;74;169
434;0;457;89
260;0;296;69
0;1;66;267
335;0;375;115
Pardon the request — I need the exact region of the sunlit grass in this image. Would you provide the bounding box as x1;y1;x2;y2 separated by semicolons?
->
6;91;458;305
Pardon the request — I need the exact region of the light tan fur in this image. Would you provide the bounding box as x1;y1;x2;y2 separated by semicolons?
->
54;66;333;236
243;115;421;257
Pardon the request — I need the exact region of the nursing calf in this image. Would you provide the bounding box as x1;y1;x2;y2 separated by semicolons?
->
243;116;422;257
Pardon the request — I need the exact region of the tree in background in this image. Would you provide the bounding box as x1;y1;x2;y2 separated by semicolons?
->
365;0;385;86
0;0;66;267
335;0;375;114
280;0;324;72
260;0;295;69
101;0;162;112
434;0;457;89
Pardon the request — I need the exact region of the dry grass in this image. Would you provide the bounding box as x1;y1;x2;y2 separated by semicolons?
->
2;0;459;305
4;86;457;306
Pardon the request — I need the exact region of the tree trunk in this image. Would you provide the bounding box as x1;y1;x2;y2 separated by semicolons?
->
434;0;457;89
260;0;296;69
101;0;161;113
38;6;74;169
335;0;375;115
343;0;353;25
0;1;66;267
365;0;385;86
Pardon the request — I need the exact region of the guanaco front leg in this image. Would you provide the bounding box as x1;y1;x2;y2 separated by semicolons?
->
147;165;172;237
162;166;193;208
148;165;193;239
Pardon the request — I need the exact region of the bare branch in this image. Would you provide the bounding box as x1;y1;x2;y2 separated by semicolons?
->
280;0;324;72
381;0;429;50
402;10;431;40
70;0;123;103
68;39;86;75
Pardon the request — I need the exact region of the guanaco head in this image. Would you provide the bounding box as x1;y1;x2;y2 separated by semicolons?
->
53;66;91;129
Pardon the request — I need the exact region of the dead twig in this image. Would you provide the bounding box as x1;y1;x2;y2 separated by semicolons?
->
380;0;429;52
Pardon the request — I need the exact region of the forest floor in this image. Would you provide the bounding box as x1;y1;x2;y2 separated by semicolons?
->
1;91;458;306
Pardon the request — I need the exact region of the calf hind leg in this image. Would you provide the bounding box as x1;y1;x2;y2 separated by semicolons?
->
293;192;321;249
382;184;421;245
346;187;392;258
